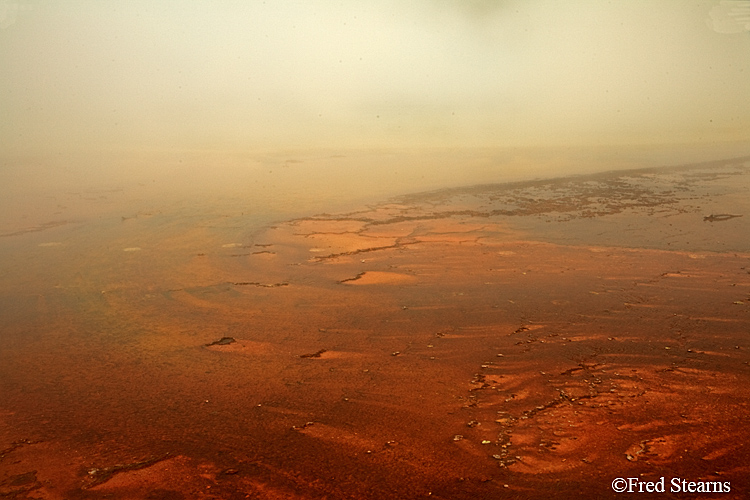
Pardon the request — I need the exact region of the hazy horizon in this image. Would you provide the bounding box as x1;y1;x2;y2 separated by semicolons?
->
3;1;749;151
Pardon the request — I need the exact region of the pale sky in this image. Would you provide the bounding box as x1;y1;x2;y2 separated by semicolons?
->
1;0;749;157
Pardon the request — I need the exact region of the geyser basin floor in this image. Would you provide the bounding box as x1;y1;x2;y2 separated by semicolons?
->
1;158;749;499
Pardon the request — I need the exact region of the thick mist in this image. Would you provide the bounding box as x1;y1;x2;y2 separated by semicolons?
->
1;0;749;230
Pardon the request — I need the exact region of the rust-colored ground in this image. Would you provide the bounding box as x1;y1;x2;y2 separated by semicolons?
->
1;159;749;499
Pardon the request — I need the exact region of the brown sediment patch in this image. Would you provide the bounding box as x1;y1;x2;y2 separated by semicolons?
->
307;349;361;359
230;281;289;287
703;213;742;222
299;348;327;358
340;271;418;285
250;250;276;257
204;339;279;355
205;336;236;346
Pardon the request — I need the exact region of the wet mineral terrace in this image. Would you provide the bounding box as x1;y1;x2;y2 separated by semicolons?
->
1;157;750;499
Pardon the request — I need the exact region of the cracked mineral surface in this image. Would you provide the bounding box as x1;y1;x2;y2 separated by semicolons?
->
1;157;749;499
